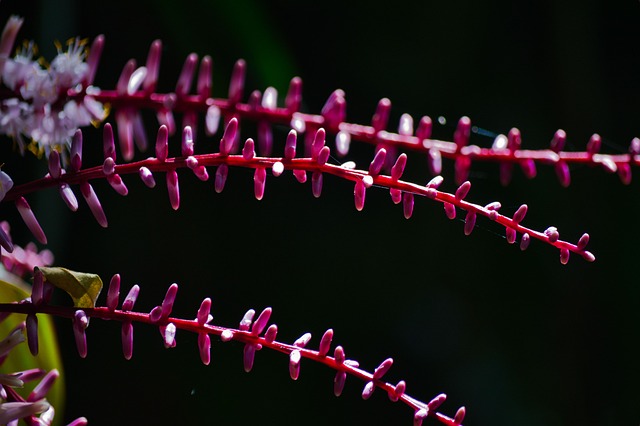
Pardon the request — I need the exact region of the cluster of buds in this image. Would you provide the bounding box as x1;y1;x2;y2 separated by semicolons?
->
0;269;466;426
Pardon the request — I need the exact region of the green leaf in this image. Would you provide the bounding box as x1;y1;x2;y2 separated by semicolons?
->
38;267;103;308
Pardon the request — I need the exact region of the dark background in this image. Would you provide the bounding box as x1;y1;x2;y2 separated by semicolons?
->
1;0;639;425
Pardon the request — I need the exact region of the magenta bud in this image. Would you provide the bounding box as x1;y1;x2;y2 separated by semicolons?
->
107;274;121;312
507;127;521;150
513;204;528;223
416;116;433;140
293;169;307;183
560;248;570;264
371;98;391;132
555;161;571;187
403;193;414;219
289;349;301;380
428;147;442;175
520;233;530;251
354;179;366;211
107;174;128;196
220;118;238;156
520;159;537;179
317;145;331;165
312;172;323;198
577;233;590;250
398;113;414;136
228;59;246;104
454;116;471;148
243;138;256;160
499;162;513;186
28;369;59;402
142;39;162;92
197;298;212;326
163;323;177;348
197;55;212;99
16;197;47;244
48;150;61;179
551;129;567;152
32;268;44;306
122;321;133;360
159;283;178;320
454;406;466;424
122;285;140;311
215;164;229;193
318;329;333;357
455;181;471;200
103;123;116;160
166;170;180;210
427;393;447;411
587;133;601;155
426;176;444;189
414;408;428;426
176;53;198;96
285;76;303;112
198;333;211;365
293;332;312;348
139;166;156;188
155;125;169;162
464;211;476;235
85;34;104;86
390;188;402;204
373;358;393;380
26;314;38;355
251;307;272;336
239;309;255;331
544;226;559;242
182;126;194;156
506;227;517;244
243;343;256;372
454;156;471;184
334;371;347;397
254;167;267;200
70;129;83;172
369;148;387;176
102;157;116;176
362;381;375;400
390;380;406;402
73;310;88;358
391;153;407;180
284;130;297;160
312;128;326;159
264;324;278;343
257;121;273;156
444;202;456;220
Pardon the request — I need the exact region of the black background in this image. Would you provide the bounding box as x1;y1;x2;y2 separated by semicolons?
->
1;0;639;425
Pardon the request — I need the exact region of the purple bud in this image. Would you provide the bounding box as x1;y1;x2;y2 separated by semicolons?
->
102;157;115;176
215;164;229;193
26;314;38;355
107;274;121;312
48;150;61;179
73;310;88;358
122;285;140;311
520;233;530;251
176;53;198;96
70;129;83;172
334;371;347;397
139;167;156;188
143;39;162;92
166;170;180;210
197;55;212;99
107;174;128;196
32;268;44;306
155;125;169;162
560;248;570;265
103;123;116;160
506;227;517;244
28;369;59;402
243;343;256;372
285;76;303;112
228;59;246;104
16;197;47;244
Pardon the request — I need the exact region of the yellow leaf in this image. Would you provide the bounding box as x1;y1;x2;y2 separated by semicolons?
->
38;267;103;308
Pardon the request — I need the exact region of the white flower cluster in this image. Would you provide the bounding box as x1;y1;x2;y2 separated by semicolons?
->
0;16;106;158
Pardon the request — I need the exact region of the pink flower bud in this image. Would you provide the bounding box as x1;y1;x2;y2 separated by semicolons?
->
254;167;266;200
285;77;303;112
166;170;180;210
403;193;414;219
198;333;211;365
197;55;212;99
